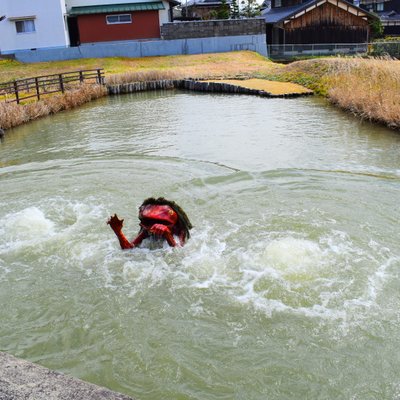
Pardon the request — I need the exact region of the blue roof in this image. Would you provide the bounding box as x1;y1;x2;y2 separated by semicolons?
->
185;0;232;6
262;0;377;23
261;0;314;23
378;10;400;21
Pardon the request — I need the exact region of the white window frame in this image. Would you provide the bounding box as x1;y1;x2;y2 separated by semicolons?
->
376;2;384;11
15;19;36;34
106;14;132;25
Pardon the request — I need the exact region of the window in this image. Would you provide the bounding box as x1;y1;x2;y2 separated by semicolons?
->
15;19;35;33
275;0;282;7
376;2;384;11
106;14;132;24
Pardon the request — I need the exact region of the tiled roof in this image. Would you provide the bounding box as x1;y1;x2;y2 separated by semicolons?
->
185;0;232;6
378;10;400;20
261;0;377;23
261;0;314;23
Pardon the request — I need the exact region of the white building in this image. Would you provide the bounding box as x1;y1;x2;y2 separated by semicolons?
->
0;0;70;54
0;0;176;54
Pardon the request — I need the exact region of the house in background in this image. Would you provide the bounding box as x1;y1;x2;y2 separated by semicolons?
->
65;0;178;45
0;0;69;54
180;0;232;20
262;0;377;49
0;0;178;54
359;0;400;35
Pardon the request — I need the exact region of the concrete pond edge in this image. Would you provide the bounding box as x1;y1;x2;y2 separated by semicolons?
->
0;351;135;400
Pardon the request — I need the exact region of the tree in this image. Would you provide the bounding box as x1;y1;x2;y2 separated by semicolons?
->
231;0;240;18
240;0;261;17
369;16;384;40
217;0;230;19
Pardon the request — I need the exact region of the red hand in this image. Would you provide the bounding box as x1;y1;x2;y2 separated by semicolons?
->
107;214;133;249
107;214;124;233
149;224;176;247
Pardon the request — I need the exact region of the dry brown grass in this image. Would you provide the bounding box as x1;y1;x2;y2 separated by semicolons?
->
205;78;313;95
0;52;279;83
2;53;400;130
0;84;106;130
106;69;181;85
326;57;400;128
105;52;281;84
266;56;400;129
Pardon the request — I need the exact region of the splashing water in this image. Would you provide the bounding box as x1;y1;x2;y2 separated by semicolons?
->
1;92;400;399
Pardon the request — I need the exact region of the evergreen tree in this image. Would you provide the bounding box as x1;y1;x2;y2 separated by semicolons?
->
369;16;384;40
217;0;230;19
231;0;240;18
240;0;261;17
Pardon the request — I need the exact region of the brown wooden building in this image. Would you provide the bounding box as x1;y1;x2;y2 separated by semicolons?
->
262;0;377;45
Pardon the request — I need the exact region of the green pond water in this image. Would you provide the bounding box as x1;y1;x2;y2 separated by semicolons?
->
1;91;400;399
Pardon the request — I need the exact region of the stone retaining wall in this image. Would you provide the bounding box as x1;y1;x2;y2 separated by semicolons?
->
107;79;312;98
161;18;266;40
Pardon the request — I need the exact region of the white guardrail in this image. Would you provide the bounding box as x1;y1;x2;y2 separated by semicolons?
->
267;42;369;57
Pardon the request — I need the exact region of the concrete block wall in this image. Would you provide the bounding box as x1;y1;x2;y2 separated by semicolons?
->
14;34;268;63
161;18;266;40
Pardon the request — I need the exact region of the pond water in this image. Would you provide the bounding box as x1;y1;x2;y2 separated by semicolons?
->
1;91;400;399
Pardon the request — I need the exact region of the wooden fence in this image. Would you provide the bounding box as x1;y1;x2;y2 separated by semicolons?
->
0;69;105;104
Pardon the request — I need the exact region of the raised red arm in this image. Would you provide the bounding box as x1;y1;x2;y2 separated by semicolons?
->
107;214;148;250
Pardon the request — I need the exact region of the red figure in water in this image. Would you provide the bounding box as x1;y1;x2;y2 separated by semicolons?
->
107;197;192;249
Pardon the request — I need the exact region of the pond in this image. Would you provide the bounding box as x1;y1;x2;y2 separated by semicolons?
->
1;91;400;399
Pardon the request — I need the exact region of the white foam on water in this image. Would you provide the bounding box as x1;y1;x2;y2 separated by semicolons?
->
101;221;395;328
1;198;396;333
0;207;55;251
142;225;394;327
0;199;109;273
261;237;325;278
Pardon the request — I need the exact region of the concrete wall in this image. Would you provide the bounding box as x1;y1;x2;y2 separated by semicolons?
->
13;34;268;62
161;18;266;40
0;352;135;400
0;0;69;54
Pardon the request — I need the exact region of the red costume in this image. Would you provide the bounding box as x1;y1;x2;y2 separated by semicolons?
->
107;197;192;249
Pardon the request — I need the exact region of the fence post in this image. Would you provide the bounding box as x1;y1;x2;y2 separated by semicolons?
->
59;74;64;93
97;69;102;84
14;81;19;104
35;77;40;101
79;71;84;83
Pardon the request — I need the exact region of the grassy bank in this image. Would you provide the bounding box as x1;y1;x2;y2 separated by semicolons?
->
0;84;106;130
1;52;400;131
267;57;400;129
0;52;281;131
0;52;279;83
